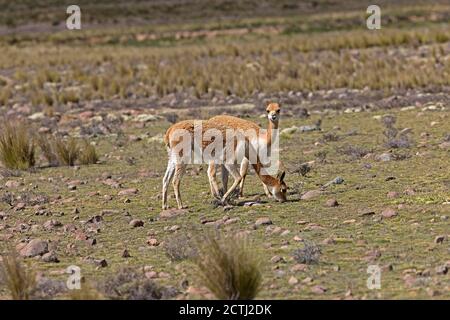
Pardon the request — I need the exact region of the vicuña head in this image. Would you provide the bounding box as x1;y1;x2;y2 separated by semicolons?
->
266;102;281;123
271;171;287;202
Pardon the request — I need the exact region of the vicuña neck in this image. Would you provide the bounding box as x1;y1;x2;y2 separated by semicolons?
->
266;120;279;146
251;162;278;187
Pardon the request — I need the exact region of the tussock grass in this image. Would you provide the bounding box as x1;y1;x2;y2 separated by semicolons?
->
37;135;59;167
193;232;262;300
54;137;80;166
0;246;36;300
0;24;449;105
0;121;35;170
79;140;99;165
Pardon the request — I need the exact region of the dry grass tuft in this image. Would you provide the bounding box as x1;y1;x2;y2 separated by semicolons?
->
0;121;35;170
54;137;80;166
37;135;59;167
79;140;99;165
193;232;262;300
0;246;36;300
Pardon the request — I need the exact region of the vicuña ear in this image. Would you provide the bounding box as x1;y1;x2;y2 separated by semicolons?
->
277;171;285;182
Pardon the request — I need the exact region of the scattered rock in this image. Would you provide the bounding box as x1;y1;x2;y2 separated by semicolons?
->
118;188;138;196
147;238;160;246
311;285;327;294
300;190;322;200
43;220;62;230
121;249;131;258
19;239;49;257
129;219;144;228
5;180;20;188
434;235;447;244
381;208;397;218
435;265;448;275
145;271;158;279
270;255;284;263
95;259;108;268
255;217;272;227
322;177;344;188
325;198;339;207
291;264;308;272
359;209;375;217
322;237;336;245
42;251;59;263
288;277;298;285
376;153;392;162
387;191;399;199
86;215;103;224
159;208;188;219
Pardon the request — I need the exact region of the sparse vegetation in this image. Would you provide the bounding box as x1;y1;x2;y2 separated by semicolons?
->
0;121;35;170
292;241;321;265
99;268;177;300
340;145;372;160
382;115;414;149
193;233;262;300
163;233;197;262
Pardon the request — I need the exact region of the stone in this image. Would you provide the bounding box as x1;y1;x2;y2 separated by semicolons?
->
376;153;392;162
381;208;397;218
311;285;327;294
129;219;144;228
118;188;138;196
325;198;339;207
42;251;59;263
300;190;322;200
435;265;448;275
434;235;447;244
255;217;272;227
270;255;284;263
147;238;160;246
5;180;20;188
19;239;48;257
288;277;298;285
43;220;62;230
121;249;131;258
291;264;308;272
387;191;399;199
159;208;188;219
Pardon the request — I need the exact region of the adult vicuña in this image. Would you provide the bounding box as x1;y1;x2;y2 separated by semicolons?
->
162;119;287;209
208;102;282;198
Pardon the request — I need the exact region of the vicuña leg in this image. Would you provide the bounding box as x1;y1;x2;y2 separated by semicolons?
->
207;161;221;198
172;163;186;209
162;159;176;209
220;163;242;204
238;157;249;197
220;164;228;197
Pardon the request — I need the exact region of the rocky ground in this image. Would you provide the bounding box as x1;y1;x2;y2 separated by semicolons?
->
0;94;449;299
